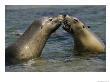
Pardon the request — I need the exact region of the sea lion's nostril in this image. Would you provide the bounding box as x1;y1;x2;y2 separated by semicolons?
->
68;24;71;27
64;21;67;24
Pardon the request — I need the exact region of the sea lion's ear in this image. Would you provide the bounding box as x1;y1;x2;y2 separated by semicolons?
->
87;26;91;28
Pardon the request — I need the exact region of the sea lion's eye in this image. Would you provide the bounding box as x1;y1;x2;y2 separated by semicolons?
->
49;18;52;21
83;26;85;28
87;26;91;28
73;19;78;23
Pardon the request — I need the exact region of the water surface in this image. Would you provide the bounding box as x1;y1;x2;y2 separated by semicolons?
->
5;5;106;72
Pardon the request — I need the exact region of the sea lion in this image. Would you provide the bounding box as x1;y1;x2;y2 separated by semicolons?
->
5;15;63;65
63;15;105;55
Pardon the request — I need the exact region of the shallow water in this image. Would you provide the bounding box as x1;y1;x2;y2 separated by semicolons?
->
5;5;106;72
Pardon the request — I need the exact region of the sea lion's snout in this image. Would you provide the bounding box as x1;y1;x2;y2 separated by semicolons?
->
63;15;84;33
51;15;64;27
41;15;65;34
62;15;73;33
57;15;64;23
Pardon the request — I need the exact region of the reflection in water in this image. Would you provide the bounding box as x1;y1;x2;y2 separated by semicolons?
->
5;5;106;72
6;56;105;72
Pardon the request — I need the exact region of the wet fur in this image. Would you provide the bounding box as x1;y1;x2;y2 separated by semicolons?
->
63;15;105;54
5;16;62;65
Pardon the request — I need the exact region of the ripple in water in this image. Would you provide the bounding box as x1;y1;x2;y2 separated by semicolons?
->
5;5;106;72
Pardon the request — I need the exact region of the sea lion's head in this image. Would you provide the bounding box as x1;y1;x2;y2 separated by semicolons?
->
41;15;64;34
63;15;90;35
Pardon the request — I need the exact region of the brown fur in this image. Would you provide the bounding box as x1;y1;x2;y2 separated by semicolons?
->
5;15;63;65
63;15;105;54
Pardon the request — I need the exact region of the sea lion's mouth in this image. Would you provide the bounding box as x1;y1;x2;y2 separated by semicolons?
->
63;19;73;33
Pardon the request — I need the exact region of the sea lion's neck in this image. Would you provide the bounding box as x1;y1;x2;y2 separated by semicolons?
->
25;28;50;57
14;21;50;59
72;28;93;51
5;20;52;64
72;28;105;53
17;21;42;42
